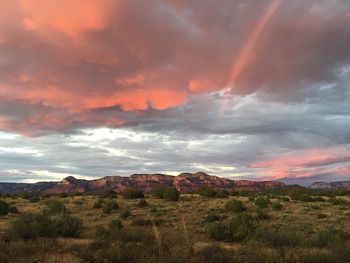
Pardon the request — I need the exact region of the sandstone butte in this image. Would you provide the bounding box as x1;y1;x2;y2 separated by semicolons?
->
45;172;285;194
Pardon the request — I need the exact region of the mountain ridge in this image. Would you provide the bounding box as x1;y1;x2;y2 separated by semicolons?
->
0;172;285;194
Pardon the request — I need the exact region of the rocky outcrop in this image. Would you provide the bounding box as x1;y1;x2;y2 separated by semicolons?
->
310;181;350;189
0;172;285;194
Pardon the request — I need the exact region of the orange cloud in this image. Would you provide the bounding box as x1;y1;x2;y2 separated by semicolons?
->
20;0;115;38
251;148;350;179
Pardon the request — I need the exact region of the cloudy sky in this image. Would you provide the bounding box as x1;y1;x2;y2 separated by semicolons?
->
0;0;349;185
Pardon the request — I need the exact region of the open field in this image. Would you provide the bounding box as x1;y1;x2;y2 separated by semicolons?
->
0;190;350;263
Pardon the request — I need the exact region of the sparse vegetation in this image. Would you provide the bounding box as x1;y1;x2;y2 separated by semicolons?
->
0;190;349;262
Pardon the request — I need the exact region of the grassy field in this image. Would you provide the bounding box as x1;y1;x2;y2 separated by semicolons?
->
0;191;349;263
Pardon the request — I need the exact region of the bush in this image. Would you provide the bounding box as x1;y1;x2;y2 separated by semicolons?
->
46;200;67;215
317;213;327;219
228;212;259;242
101;189;117;199
119;210;131;219
256;228;302;248
109;219;123;232
0;200;10;216
328;197;348;205
7;213;83;239
254;197;269;209
255;208;270;220
8;213;55;239
92;201;103;209
52;215;83;238
163;187;180;201
206;221;225;241
120;189;144;199
29;195;40;203
137;199;149;207
312;196;325;202
205;212;220;223
196;245;232;263
224;199;247;213
216;190;229;198
151;186;167;198
59;192;68;198
298;194;315;202
8;206;18;214
102;201;119;214
309;228;349;247
196;187;217;198
272;202;283;211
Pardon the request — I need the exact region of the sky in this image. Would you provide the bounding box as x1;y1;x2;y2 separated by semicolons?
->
0;0;350;185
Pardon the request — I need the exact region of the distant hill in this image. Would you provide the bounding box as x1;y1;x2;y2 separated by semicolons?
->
0;172;285;194
309;181;350;189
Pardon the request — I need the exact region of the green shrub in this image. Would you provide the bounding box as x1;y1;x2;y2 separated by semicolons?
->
8;213;55;239
59;192;68;198
52;214;83;238
151;186;166;198
109;219;123;232
298;194;314;202
328;197;348;205
102;201;119;214
228;212;259;242
196;187;217;197
254;197;269;209
272;202;283;211
120;188;144;199
8;213;83;239
317;213;327;219
29;195;40;203
205;212;220;223
216;190;229;198
206;221;225;240
196;245;232;263
0;200;10;216
8;206;18;214
224;199;247;212
163;187;180;201
309;228;349;247
46;200;67;215
119;210;131;219
312;196;325;202
101;189;117;198
137;199;149;207
92;201;102;209
255;208;270;220
256;228;302;248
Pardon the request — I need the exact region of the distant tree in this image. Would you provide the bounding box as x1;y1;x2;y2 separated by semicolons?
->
0;200;10;216
196;187;217;198
120;189;144;199
151;186;167;198
163;187;180;201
